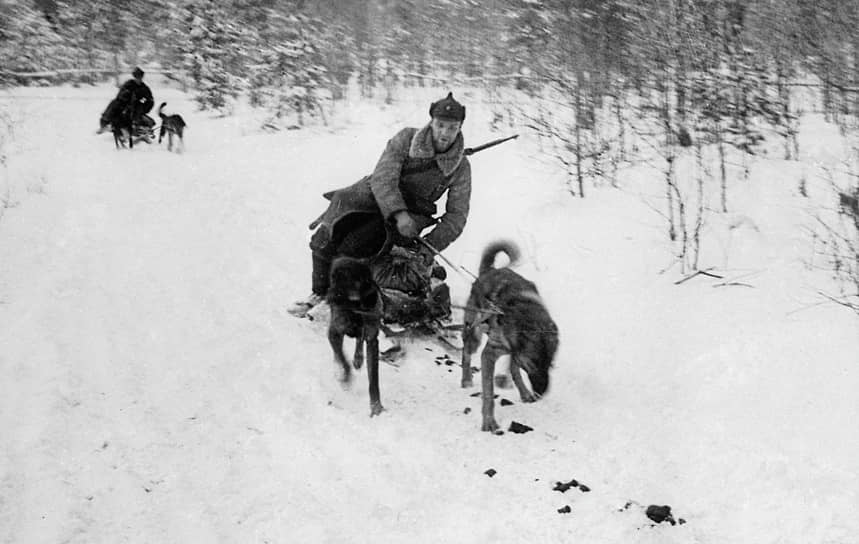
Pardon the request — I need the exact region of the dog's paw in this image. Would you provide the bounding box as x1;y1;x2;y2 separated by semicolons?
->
461;377;473;388
520;391;539;403
369;401;385;417
353;355;364;370
481;418;501;433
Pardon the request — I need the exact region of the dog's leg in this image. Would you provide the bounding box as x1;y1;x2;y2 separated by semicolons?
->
461;329;474;388
461;322;482;388
480;343;506;433
167;132;173;152
158;125;165;144
365;331;383;417
511;358;539;403
327;326;351;383
353;334;365;370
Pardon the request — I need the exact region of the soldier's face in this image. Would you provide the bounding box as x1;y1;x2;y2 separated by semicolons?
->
430;118;462;152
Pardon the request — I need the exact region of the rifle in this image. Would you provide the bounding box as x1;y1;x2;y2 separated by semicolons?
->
464;134;519;156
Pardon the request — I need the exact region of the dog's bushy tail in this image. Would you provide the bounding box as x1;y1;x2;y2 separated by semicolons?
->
157;102;167;118
479;240;520;276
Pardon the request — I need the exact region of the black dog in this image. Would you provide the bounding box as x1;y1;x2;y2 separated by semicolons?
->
98;98;134;149
327;257;384;416
157;102;186;152
460;241;559;432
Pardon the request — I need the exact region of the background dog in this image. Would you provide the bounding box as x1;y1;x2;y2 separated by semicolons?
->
98;98;134;149
157;102;186;152
460;240;559;432
327;256;384;416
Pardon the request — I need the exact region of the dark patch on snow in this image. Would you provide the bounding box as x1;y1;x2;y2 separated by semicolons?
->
553;479;578;493
508;421;533;434
645;505;677;525
484;468;497;477
554;478;590;493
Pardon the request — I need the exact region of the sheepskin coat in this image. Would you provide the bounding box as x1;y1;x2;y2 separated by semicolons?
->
312;124;472;252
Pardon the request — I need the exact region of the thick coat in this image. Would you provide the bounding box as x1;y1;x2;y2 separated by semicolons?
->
117;78;154;116
313;124;472;253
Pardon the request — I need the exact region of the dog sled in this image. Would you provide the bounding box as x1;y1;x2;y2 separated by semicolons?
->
300;242;464;359
97;98;157;146
131;116;157;144
369;245;464;354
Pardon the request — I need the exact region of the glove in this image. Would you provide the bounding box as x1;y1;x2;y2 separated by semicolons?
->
393;211;419;239
416;242;436;267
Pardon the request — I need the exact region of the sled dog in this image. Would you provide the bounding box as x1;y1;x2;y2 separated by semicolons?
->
157;102;187;152
327;256;384;416
98;98;134;149
461;240;559;432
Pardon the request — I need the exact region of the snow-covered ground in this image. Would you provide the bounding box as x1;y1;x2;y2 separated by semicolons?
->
1;81;857;543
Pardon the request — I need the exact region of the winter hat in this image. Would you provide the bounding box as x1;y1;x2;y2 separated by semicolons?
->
429;92;466;122
132;67;144;78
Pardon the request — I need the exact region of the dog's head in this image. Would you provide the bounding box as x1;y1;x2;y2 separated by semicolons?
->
328;257;378;308
97;116;111;133
517;319;559;397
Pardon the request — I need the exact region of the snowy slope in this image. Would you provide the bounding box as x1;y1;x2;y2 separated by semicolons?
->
0;83;857;544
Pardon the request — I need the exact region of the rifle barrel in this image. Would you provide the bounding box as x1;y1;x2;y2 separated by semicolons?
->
464;134;519;156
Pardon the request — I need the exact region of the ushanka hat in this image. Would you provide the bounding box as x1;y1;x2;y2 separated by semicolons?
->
429;92;466;122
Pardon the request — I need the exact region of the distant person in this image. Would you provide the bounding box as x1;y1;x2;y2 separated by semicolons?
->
288;92;471;318
116;67;155;129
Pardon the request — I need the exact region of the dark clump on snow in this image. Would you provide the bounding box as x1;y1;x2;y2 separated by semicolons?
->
646;505;679;525
553;479;578;493
484;469;497;477
500;398;514;406
554;478;591;494
463;407;471;414
434;354;457;367
620;501;686;526
508;421;533;434
557;505;572;514
469;392;498;398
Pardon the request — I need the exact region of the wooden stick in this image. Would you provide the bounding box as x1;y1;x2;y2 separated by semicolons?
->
674;268;724;285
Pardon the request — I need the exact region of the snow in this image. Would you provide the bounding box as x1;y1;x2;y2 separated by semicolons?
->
1;81;857;543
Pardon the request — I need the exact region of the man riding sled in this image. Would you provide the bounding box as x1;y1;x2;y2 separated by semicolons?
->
288;92;471;320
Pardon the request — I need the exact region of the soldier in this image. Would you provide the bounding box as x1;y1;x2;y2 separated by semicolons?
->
288;92;471;318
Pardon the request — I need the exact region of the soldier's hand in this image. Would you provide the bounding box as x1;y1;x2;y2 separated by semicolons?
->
393;211;419;239
417;242;435;267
